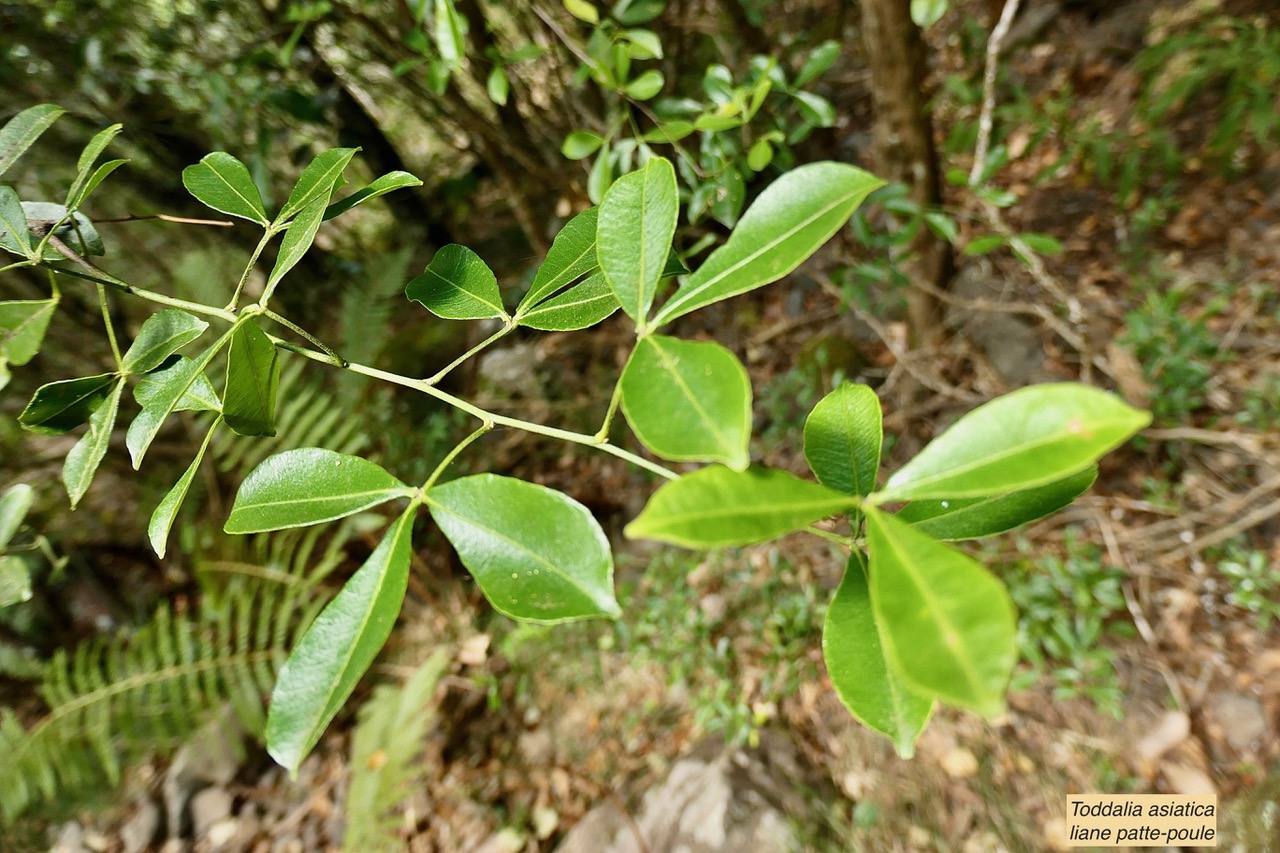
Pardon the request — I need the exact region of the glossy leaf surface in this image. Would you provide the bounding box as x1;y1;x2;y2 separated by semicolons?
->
654;163;882;326
878;384;1151;501
223;321;280;437
428;474;619;623
518;271;619;331
520;207;598;307
823;551;933;757
804;382;882;497
620;335;751;469
405;245;507;321
267;508;415;774
121;310;208;375
182;152;269;225
62;379;124;508
896;467;1097;541
597;157;677;326
19;374;115;435
0;299;57;365
865;508;1015;717
625;465;858;548
226;448;411;534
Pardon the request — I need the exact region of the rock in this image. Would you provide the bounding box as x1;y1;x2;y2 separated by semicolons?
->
190;787;234;837
1209;691;1268;751
121;798;161;853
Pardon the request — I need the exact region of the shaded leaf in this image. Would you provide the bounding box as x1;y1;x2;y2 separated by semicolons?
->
428;474;619;622
225;448;411;534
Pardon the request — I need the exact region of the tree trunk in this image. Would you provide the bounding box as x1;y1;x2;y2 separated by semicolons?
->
859;0;953;349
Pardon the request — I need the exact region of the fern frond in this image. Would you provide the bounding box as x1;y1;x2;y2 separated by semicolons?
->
342;649;448;853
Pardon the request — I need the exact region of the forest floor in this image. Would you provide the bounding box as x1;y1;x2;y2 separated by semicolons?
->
14;0;1280;851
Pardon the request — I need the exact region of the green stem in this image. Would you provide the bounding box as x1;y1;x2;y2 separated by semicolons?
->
427;322;514;385
259;309;347;367
422;422;494;492
96;284;123;369
227;229;276;311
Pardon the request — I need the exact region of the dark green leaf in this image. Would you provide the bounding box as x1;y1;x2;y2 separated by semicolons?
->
896;467;1097;540
267;507;416;774
225;448;412;534
121;310;209;374
0;299;57;365
620;335;751;469
405;244;507;320
865;507;1016;717
324;171;422;220
654;163;883;326
278;148;358;224
19;374;115;435
876;383;1151;501
597;157;678;327
823;551;933;758
223;321;280;437
182;152;269;225
149;420;219;558
519;207;599;308
62;379;124;508
804;383;882;497
518;271;619;331
0;105;65;178
428;474;619;622
626;465;859;548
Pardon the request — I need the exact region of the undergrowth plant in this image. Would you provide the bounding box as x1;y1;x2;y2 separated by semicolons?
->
0;103;1150;819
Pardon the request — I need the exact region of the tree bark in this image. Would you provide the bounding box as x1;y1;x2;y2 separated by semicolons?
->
859;0;953;348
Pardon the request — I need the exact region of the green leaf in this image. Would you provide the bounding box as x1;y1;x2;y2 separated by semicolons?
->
267;507;416;774
597;157;678;327
0;299;58;365
519;207;599;308
654;163;883;326
182;152;269;225
624;69;664;100
427;474;619;623
62;379;124;508
896;466;1097;541
68;158;129;211
134;356;221;413
619;335;751;469
19;374;115;436
0;555;32;608
518;271;619;331
561;131;604;161
266;194;329;293
823;551;933;758
278;148;358;224
226;448;412;534
626;465;859;548
804;382;882;497
223;321;281;437
796;41;840;87
126;332;232;468
487;66;510;105
0;104;65;178
121;310;209;374
324;171;422;220
65;124;123;209
864;507;1016;717
563;0;599;23
877;383;1151;501
433;0;466;70
910;0;948;28
0;484;34;549
0;186;32;257
149;420;219;558
405;244;507;321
